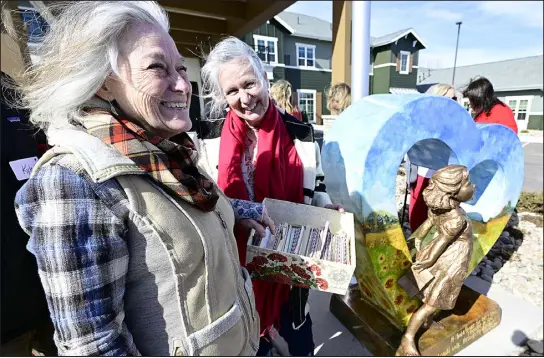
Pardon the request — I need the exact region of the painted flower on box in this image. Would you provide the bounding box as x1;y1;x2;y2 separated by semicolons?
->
267;253;287;262
245;254;332;291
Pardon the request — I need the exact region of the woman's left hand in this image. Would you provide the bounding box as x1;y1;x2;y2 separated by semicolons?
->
413;258;433;271
325;203;345;213
238;206;276;237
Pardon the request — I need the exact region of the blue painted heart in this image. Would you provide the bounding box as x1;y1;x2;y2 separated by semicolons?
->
321;94;524;328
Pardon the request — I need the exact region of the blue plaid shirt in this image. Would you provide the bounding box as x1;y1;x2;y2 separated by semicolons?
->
15;162;263;356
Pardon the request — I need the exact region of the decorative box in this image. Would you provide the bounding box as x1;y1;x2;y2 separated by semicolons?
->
245;198;356;295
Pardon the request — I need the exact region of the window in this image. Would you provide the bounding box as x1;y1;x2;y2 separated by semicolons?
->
399;51;410;74
517;100;528;120
507;97;532;121
296;43;316;68
297;89;316;122
252;35;277;64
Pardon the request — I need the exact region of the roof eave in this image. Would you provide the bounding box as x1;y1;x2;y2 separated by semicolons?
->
273;15;295;34
290;33;332;42
383;29;427;49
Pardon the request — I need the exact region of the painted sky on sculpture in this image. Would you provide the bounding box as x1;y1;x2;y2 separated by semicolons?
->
321;94;524;223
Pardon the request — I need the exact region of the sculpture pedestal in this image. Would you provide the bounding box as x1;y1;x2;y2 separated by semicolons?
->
329;285;501;356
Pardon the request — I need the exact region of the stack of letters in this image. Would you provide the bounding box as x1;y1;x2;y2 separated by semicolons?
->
250;221;351;264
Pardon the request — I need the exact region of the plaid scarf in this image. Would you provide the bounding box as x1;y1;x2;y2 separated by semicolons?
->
87;116;219;212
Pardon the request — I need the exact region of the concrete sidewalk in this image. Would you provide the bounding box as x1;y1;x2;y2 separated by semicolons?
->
519;134;543;144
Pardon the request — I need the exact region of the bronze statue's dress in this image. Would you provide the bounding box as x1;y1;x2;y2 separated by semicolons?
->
414;208;473;310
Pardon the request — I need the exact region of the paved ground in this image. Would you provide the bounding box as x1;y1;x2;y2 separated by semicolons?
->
291;276;543;357
522;142;543;192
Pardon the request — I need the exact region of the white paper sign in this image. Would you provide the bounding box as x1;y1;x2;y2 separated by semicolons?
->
9;156;38;181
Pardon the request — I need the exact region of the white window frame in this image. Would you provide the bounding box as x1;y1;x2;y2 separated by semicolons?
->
296;43;317;68
370;62;374;76
506;96;533;122
252;35;278;65
297;89;317;122
399;50;410;75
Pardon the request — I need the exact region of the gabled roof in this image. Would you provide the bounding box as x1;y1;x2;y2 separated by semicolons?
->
371;28;427;49
274;12;426;49
274;12;332;41
417;55;544;92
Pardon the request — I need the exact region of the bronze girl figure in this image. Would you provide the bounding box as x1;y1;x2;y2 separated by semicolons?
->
400;165;476;356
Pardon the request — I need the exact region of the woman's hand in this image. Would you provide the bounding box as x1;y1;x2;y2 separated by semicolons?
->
412;258;433;271
238;206;276;237
324;203;345;213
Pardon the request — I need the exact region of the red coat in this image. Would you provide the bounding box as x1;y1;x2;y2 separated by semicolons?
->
474;103;518;134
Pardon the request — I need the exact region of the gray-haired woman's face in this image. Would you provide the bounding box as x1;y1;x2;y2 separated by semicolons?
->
218;60;269;127
98;22;192;138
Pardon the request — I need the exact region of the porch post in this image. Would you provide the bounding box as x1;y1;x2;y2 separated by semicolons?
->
332;1;352;87
351;1;371;102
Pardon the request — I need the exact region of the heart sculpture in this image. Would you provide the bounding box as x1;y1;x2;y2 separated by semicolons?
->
321;94;524;329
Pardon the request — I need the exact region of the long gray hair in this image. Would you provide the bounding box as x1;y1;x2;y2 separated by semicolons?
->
7;1;169;132
201;36;268;120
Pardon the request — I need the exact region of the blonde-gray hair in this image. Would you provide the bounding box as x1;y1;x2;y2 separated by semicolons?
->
426;83;455;97
8;1;169;132
326;82;351;115
201;36;267;119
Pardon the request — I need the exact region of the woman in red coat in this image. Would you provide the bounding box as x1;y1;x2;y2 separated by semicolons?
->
462;77;518;134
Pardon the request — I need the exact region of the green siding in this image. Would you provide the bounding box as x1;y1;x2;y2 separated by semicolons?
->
389;34;424;66
389;66;418;89
244;22;285;61
385;34;422;90
374;49;392;65
272;66;285;83
528;115;544;130
371;67;390;94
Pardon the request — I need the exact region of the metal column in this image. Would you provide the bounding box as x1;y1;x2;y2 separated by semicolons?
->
351;1;371;102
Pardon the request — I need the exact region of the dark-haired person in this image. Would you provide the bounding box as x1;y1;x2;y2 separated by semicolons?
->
462;77;518;133
1;71;55;356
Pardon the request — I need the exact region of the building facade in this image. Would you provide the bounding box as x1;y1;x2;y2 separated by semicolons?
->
418;55;544;131
242;13;426;122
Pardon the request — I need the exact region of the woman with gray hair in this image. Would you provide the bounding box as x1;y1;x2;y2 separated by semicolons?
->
11;2;263;355
196;36;344;356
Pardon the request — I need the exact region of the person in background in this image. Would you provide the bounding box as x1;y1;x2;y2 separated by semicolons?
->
326;82;351;115
405;83;458;232
269;80;303;121
11;2;266;355
462;76;518;134
426;83;456;99
1;71;55;357
198;36;344;356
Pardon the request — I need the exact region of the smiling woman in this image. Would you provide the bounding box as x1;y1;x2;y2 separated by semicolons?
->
10;2;264;356
97;21;193;138
198;37;344;357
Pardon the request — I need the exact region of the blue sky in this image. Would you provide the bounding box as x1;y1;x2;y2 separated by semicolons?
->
285;1;543;69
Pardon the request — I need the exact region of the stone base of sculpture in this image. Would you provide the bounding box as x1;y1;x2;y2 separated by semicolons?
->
329;284;501;356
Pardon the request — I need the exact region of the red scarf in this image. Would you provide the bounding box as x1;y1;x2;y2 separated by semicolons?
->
217;100;304;332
